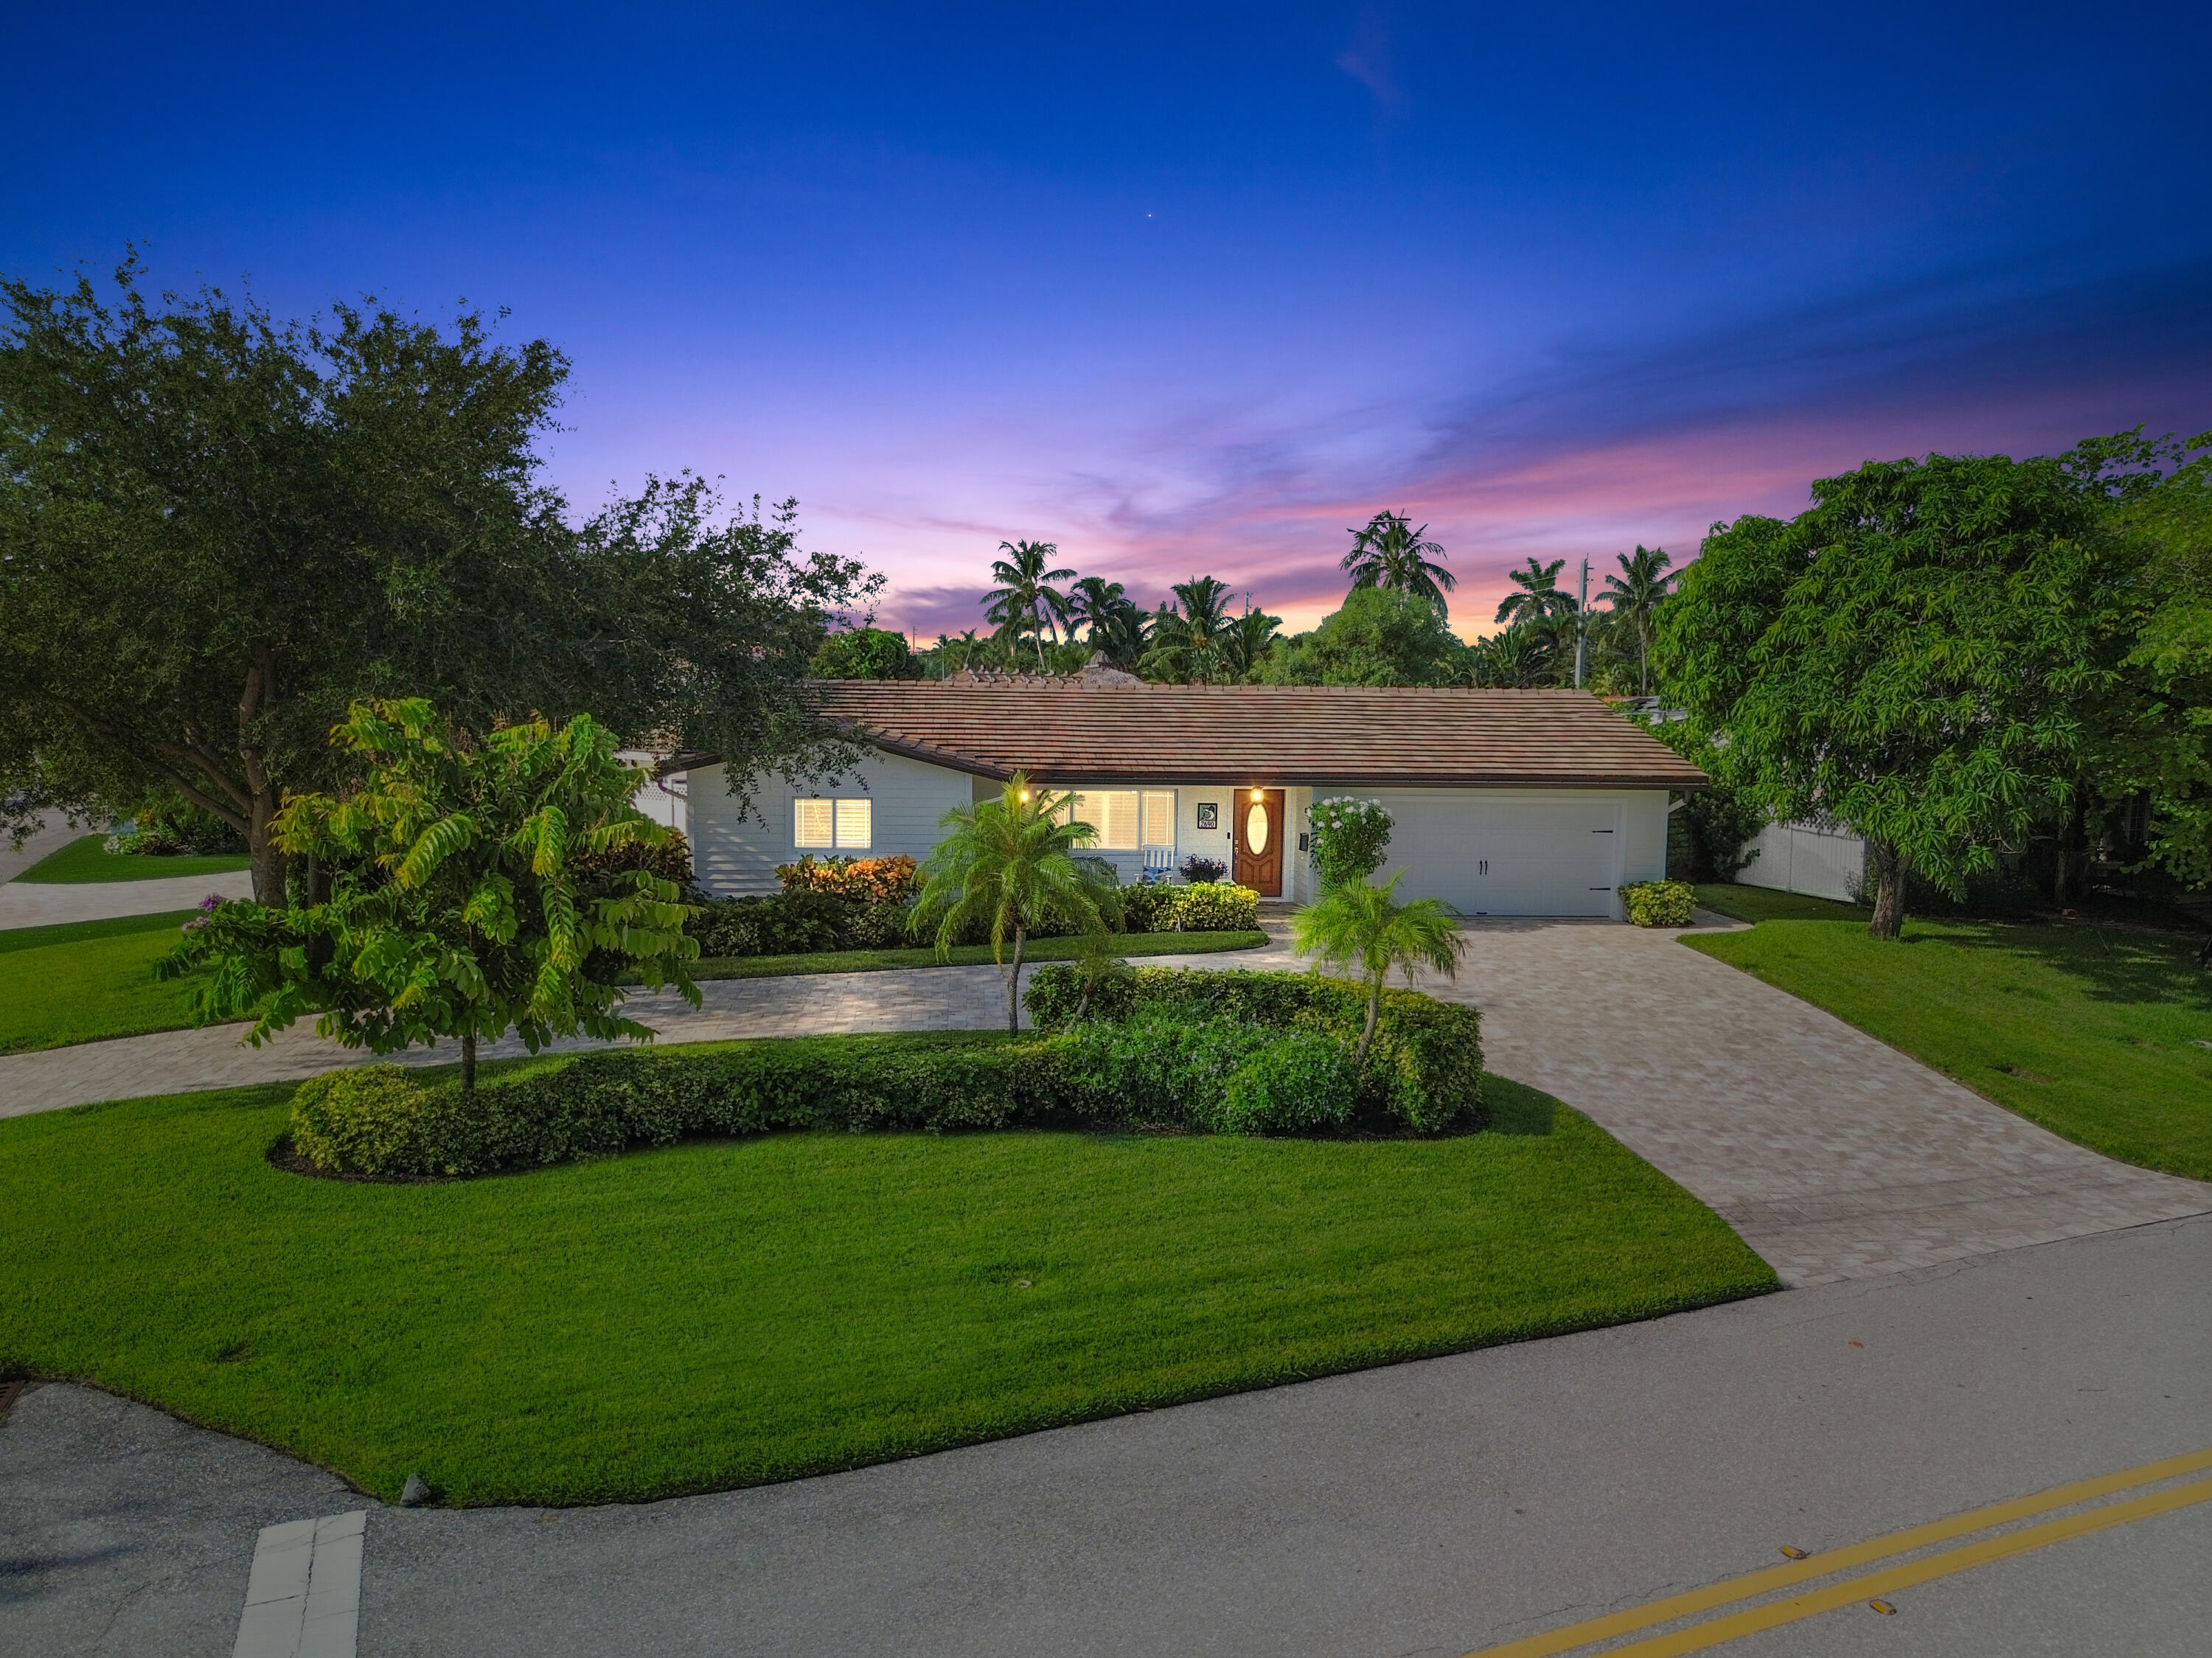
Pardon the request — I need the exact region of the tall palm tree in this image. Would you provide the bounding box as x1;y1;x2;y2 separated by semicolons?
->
911;773;1110;1033
982;540;1077;670
1600;544;1677;697
1342;510;1456;609
1139;575;1239;683
1068;576;1152;669
1492;556;1576;629
1472;623;1546;688
1291;871;1465;1062
1220;604;1284;680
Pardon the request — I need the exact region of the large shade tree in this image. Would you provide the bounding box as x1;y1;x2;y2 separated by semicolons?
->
1262;586;1467;686
0;262;874;899
1656;442;2166;938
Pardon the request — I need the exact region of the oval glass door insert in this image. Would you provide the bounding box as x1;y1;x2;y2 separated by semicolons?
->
1245;801;1270;854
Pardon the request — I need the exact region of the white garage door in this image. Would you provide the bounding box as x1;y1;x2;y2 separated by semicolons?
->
1374;793;1623;917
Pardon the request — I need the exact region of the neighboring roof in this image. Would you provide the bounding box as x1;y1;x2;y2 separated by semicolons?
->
810;679;1709;789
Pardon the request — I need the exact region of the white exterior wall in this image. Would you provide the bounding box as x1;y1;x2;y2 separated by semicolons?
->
685;750;975;896
1736;819;1867;904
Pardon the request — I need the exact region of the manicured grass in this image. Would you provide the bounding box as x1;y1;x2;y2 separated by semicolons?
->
0;910;206;1053
687;929;1267;980
15;834;251;884
0;1053;1775;1505
1693;882;1871;924
1686;918;2212;1180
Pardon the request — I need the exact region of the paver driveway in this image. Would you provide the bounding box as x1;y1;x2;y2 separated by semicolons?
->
2;918;2205;1286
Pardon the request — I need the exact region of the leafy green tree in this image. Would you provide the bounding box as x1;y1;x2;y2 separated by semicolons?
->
983;539;1077;669
1141;576;1242;683
161;698;699;1093
1601;545;1677;696
0;261;875;899
1291;871;1464;1061
1341;510;1456;609
1657;445;2163;938
1262;587;1466;686
813;625;920;680
2112;433;2212;884
911;772;1110;1032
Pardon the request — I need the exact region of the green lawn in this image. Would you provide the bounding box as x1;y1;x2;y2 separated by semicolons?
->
16;834;251;884
688;928;1267;980
1693;882;1871;924
0;910;207;1053
1686;917;2212;1180
0;1053;1775;1505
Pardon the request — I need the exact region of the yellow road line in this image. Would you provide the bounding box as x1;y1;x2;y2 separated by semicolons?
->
1461;1443;2212;1658
1597;1474;2212;1657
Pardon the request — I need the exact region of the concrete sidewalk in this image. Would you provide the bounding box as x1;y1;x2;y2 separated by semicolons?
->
0;868;257;930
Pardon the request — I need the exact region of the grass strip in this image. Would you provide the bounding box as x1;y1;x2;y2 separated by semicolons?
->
0;1058;1773;1505
0;912;208;1054
14;835;252;885
1686;916;2212;1180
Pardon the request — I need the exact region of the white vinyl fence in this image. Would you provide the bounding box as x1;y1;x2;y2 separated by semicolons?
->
1736;819;1866;903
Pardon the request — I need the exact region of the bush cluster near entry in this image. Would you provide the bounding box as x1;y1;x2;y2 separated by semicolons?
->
284;968;1482;1177
1620;879;1697;927
687;879;1259;958
1026;965;1482;1134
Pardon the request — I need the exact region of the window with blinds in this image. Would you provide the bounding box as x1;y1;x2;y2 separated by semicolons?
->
794;798;872;849
1065;790;1175;851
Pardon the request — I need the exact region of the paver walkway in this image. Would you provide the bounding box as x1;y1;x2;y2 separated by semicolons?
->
1;918;2205;1286
0;868;256;930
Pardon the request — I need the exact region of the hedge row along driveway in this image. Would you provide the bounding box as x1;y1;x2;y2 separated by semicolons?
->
0;1045;1776;1506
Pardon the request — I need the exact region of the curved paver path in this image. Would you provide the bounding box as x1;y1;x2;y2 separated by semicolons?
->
0;868;256;929
1;917;2205;1287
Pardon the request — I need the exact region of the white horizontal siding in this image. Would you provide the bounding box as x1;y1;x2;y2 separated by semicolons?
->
684;751;975;896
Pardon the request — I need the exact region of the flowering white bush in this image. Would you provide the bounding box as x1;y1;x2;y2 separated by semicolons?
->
1307;796;1394;890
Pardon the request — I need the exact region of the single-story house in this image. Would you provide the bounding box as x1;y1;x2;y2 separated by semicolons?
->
674;664;1709;919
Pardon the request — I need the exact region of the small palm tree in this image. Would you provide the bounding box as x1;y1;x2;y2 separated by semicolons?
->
912;772;1110;1032
983;540;1078;670
1292;871;1465;1062
1342;511;1455;609
1492;556;1576;629
1600;544;1677;696
1472;623;1548;688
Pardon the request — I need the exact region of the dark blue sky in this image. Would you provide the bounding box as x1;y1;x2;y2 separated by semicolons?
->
8;2;2209;631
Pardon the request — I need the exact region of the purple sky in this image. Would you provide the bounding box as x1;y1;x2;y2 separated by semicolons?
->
7;2;2209;635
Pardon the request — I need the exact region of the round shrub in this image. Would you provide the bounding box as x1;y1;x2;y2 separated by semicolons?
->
1166;882;1260;932
289;1065;435;1173
1620;879;1697;927
1216;1032;1357;1134
1307;796;1393;891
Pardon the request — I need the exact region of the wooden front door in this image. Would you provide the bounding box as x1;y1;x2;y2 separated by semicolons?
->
1232;789;1284;896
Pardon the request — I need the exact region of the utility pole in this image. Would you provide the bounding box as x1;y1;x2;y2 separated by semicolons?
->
1573;557;1590;689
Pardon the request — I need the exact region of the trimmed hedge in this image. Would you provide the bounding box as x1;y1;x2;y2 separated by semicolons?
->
1026;965;1483;1134
1621;879;1697;927
1165;882;1260;931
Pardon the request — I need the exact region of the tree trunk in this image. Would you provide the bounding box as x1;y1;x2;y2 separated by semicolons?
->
247;796;288;905
1005;925;1026;1034
237;648;287;905
1866;838;1908;941
2053;781;2090;905
462;1033;477;1096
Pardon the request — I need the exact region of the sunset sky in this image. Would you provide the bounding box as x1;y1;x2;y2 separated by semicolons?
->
8;2;2210;637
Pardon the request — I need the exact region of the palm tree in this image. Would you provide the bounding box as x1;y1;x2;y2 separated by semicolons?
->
1600;544;1677;697
982;540;1077;670
1470;623;1554;688
1068;576;1152;669
1492;556;1576;629
1139;576;1239;683
1291;871;1465;1062
911;773;1110;1033
1342;511;1456;609
1220;604;1284;680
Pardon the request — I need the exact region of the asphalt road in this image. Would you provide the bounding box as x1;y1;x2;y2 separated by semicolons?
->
6;1211;2208;1657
